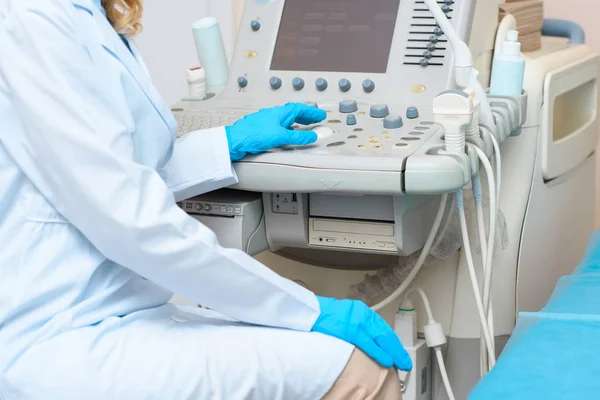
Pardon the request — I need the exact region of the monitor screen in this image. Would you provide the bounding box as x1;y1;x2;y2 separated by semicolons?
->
270;0;401;73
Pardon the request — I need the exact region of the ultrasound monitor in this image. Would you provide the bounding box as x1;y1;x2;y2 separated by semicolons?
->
270;0;401;73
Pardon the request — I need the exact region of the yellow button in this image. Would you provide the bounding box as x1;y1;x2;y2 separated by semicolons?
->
373;145;383;150
382;136;392;140
358;111;367;116
244;50;258;59
357;145;366;149
411;84;427;94
368;136;379;139
369;140;379;144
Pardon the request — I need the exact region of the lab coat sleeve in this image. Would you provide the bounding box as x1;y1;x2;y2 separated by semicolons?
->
0;1;320;332
159;127;239;202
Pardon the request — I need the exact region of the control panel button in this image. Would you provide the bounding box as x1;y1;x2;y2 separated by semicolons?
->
434;27;444;36
292;77;305;90
427;43;436;51
204;204;212;212
383;115;403;129
315;78;328;91
250;20;261;31
423;51;433;59
339;78;352;92
362;79;375;93
441;4;450;12
370;104;389;118
346;114;357;126
312;125;336;140
270;77;282;90
237;77;248;88
195;203;202;211
406;107;419;119
420;59;429;67
429;35;439;44
339;99;358;113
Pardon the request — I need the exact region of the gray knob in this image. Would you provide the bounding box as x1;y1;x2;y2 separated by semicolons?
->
434;27;444;36
441;4;450;12
270;77;282;90
423;51;433;59
292;77;305;90
315;78;328;91
237;77;248;88
370;104;389;118
427;43;436;51
420;59;429;67
250;20;261;31
362;79;375;93
339;78;352;92
445;0;454;4
346;114;357;126
406;107;419;119
429;35;439;44
339;99;358;113
384;115;403;129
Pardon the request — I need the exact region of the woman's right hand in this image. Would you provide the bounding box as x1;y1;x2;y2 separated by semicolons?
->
311;296;413;371
225;102;325;161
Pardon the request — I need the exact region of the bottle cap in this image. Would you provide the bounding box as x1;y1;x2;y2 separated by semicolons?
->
186;66;206;82
506;30;519;42
503;40;521;56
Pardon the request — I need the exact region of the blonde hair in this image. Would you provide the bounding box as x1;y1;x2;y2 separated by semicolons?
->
101;0;143;37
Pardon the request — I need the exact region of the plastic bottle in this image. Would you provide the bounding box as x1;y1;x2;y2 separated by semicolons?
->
186;66;207;99
489;30;526;96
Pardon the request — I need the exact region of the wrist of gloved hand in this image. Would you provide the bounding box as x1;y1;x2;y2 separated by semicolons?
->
311;296;412;371
224;126;246;161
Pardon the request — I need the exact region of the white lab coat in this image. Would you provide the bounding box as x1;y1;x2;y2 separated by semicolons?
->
0;0;353;398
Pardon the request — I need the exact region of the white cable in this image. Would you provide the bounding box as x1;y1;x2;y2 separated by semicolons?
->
483;128;502;371
423;0;473;88
371;194;448;311
469;71;496;132
436;348;456;400
473;176;490;375
413;287;435;323
412;287;456;400
469;144;499;372
245;213;265;254
456;190;496;366
432;193;456;250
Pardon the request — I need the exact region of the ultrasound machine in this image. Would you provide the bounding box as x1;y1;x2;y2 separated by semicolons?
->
172;1;600;398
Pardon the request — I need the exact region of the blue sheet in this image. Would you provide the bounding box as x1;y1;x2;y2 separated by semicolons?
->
470;230;600;399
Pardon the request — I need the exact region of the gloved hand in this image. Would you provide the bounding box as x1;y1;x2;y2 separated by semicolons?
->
225;102;326;161
312;296;412;371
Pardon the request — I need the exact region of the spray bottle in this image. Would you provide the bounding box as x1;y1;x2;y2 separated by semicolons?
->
489;30;526;96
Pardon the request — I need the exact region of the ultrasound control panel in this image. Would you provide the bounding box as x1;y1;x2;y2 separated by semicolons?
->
173;0;478;195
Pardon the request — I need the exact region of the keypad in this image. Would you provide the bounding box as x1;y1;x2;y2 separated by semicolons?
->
174;111;246;136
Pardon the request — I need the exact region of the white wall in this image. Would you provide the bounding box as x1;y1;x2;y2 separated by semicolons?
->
135;0;240;105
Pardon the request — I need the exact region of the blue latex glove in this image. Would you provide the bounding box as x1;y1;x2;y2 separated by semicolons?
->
225;103;326;161
312;296;413;371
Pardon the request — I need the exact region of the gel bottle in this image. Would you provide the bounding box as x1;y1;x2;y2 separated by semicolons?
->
489;30;526;96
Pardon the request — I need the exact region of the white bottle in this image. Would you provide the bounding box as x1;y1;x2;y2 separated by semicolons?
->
489;30;526;96
186;66;207;99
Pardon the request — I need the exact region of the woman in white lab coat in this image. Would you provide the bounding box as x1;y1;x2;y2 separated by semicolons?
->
0;0;408;399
